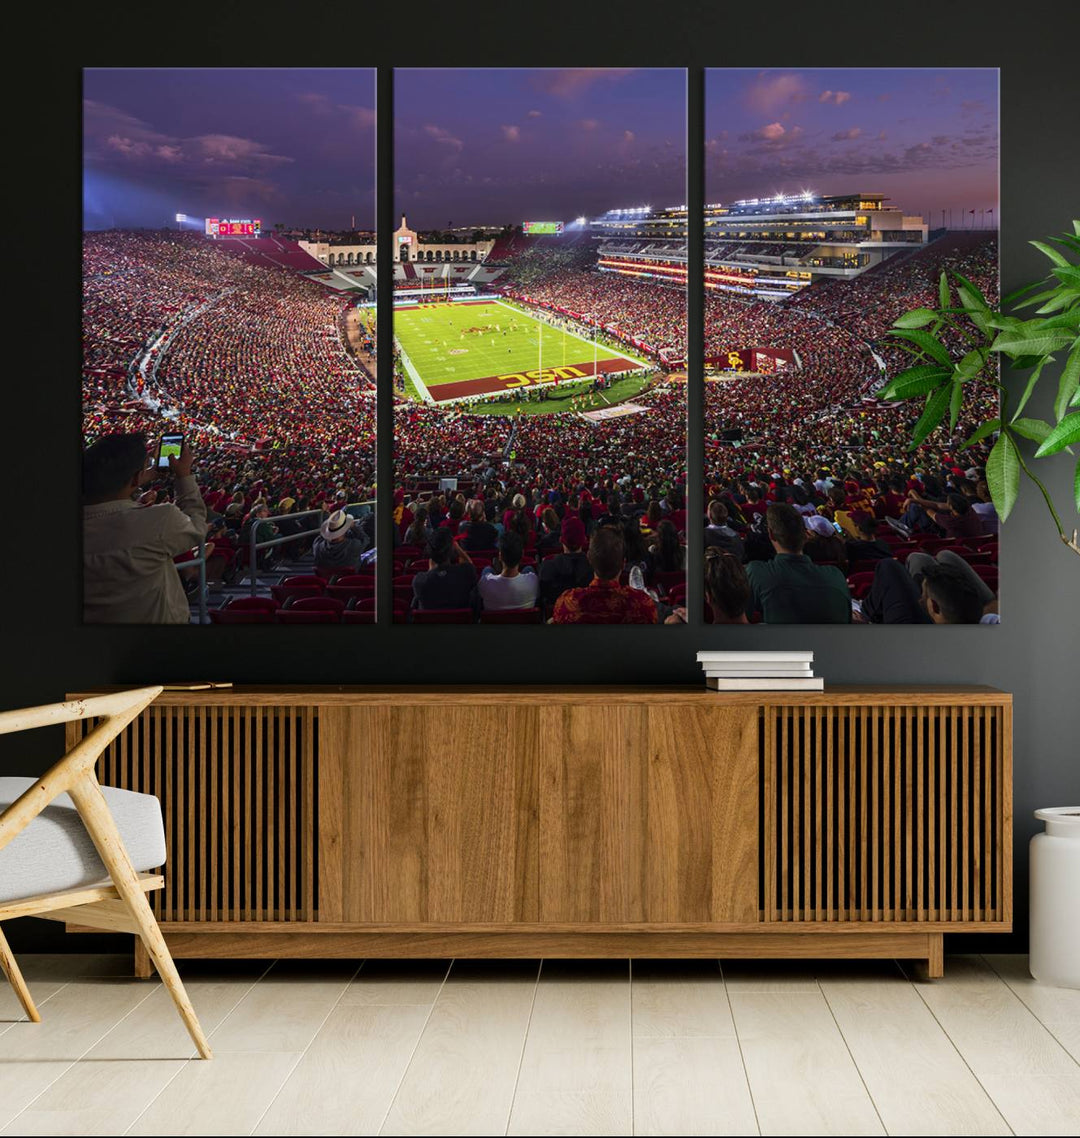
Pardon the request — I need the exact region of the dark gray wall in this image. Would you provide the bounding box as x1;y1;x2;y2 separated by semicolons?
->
3;8;1078;953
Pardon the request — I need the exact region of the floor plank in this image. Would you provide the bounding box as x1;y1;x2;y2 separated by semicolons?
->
207;959;357;1053
507;961;633;1137
633;1036;758;1136
631;960;735;1038
1;1059;185;1137
126;1050;302;1136
381;960;540;1136
906;955;1077;1078
983;954;1080;1063
729;990;884;1136
819;971;1010;1135
253;1005;432;1136
339;960;452;1007
86;963;267;1060
0;978;159;1129
976;1073;1080;1137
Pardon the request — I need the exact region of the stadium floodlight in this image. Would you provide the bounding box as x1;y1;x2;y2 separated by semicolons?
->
175;213;184;222
576;216;587;225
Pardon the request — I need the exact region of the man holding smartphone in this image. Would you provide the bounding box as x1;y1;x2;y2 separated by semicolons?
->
82;432;206;623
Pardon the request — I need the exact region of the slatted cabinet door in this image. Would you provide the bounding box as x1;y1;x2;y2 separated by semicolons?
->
761;702;1009;927
68;703;318;924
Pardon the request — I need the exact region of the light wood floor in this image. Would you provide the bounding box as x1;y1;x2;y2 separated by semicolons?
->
1;953;1077;1136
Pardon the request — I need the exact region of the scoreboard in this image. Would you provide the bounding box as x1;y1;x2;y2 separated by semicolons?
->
205;218;262;237
523;221;563;235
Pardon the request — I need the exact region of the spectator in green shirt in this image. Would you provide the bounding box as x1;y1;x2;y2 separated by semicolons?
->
746;504;852;624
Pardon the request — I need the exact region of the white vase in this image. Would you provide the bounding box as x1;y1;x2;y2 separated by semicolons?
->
1029;807;1080;989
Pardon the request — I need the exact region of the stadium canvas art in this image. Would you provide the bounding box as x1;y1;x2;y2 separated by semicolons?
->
702;68;1000;626
392;68;689;625
82;68;377;625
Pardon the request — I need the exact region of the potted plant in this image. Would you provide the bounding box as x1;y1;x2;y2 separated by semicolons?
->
876;220;1079;556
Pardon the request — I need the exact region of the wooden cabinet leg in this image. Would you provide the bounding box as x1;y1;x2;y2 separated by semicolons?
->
927;933;944;979
134;937;151;979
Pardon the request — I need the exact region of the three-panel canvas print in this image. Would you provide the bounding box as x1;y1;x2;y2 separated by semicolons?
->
82;67;1000;626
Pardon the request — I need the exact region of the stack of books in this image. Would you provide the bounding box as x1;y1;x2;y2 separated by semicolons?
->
696;651;823;691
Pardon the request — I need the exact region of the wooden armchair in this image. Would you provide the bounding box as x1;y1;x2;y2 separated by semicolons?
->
0;687;211;1059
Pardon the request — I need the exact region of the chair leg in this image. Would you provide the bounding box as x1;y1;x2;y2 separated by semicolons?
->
0;924;40;1023
69;777;213;1059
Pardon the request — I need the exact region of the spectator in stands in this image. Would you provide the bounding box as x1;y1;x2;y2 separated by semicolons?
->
413;528;477;612
82;433;206;624
648;520;685;576
905;490;987;540
552;527;658;624
746;504;851;624
705;547;751;624
404;505;432;549
478;532;539;612
460;499;499;551
704;499;745;560
539;517;592;611
313;509;368;573
803;514;848;571
844;511;892;567
920;561;991;625
971;479;999;535
536;508;563;556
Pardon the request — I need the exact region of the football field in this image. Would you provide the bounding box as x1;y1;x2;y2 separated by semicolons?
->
393;299;647;404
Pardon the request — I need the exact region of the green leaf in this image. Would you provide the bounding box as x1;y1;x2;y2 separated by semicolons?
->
1052;265;1080;288
1031;239;1070;268
1010;417;1052;444
893;307;939;329
1003;279;1049;307
1074;220;1080;238
961;419;1002;449
986;432;1021;522
887;328;953;367
909;384;952;449
939;271;950;309
1034;411;1080;457
991;326;1074;358
955;349;986;381
877;364;952;401
1014;285;1069;310
1011;357;1049;421
1056;344;1080;422
953;272;990;310
949;379;964;433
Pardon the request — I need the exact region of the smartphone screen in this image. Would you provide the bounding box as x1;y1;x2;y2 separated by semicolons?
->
157;434;184;469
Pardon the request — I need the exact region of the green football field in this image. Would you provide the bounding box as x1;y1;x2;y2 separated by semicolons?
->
393;299;647;405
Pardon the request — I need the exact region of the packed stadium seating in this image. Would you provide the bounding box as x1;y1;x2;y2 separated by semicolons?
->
84;224;998;625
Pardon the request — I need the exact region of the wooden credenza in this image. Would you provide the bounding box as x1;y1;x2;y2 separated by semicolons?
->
66;686;1012;977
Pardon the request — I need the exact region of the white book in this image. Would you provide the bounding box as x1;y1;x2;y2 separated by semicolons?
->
696;650;814;663
705;664;814;673
702;661;812;673
706;677;824;691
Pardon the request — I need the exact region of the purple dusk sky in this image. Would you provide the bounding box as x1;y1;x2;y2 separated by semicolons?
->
83;68;375;231
707;68;999;222
394;69;687;229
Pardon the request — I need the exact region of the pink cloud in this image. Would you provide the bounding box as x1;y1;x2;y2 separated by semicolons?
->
501;124;520;142
746;73;805;112
531;69;636;98
819;90;852;105
831;127;862;142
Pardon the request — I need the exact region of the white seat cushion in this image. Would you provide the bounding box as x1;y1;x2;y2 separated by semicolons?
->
0;777;166;904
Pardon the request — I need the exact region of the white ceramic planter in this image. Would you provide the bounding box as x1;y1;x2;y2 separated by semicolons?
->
1029;807;1080;989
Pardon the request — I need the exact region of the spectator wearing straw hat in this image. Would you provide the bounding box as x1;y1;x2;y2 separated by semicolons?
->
312;509;368;572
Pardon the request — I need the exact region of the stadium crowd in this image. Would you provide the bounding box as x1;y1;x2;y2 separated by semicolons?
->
82;227;998;624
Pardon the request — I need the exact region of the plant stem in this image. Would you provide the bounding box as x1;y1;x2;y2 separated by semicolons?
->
1012;440;1080;557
